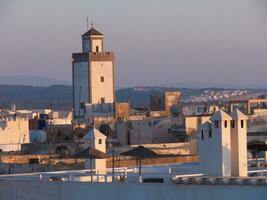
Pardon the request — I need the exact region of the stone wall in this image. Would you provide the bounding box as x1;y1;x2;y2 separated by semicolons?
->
0;180;265;200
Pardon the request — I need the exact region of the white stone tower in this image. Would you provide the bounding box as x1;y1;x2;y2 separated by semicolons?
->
199;109;232;176
230;109;248;177
72;25;115;118
198;121;212;174
83;128;107;173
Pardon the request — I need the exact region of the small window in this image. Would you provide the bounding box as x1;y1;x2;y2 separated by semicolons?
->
99;139;102;144
101;98;105;103
96;46;99;53
215;121;219;128
80;103;85;109
100;76;104;82
231;120;235;128
88;139;91;145
241;120;244;128
209;130;212;138
224;120;227;128
201;130;204;140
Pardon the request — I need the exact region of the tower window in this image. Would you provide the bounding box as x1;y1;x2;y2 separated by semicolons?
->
215;121;219;128
100;76;104;82
231;120;235;128
101;98;105;103
80;103;85;109
201;130;204;140
209;130;212;138
99;139;102;144
241;120;244;128
224;120;227;128
96;46;99;53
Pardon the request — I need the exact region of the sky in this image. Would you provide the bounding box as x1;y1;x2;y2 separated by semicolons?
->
1;0;267;88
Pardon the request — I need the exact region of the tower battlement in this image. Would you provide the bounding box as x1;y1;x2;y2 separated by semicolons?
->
0;117;27;130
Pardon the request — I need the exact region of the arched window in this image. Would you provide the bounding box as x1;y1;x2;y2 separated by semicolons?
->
209;130;212;138
231;120;235;128
215;121;219;128
224;120;227;128
201;130;204;140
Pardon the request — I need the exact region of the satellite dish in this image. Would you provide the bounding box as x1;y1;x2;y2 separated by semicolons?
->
73;127;86;139
55;145;70;156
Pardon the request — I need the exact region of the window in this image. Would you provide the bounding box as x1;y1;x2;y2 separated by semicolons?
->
96;46;99;53
101;98;105;103
241;120;244;128
215;121;219;128
99;139;102;144
231;120;235;128
88;139;91;145
100;76;104;82
80;103;85;109
224;120;227;128
201;130;204;140
209;130;212;138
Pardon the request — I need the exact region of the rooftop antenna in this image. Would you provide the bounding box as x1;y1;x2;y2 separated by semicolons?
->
86;17;89;30
91;20;94;28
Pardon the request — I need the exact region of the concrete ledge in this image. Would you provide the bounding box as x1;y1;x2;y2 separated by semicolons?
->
173;176;267;186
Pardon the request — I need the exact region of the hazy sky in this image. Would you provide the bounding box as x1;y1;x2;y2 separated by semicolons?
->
1;0;267;87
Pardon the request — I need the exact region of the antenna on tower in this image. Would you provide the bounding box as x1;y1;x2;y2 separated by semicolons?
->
91;20;94;28
86;17;89;30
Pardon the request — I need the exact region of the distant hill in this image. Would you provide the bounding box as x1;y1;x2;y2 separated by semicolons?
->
0;85;73;110
116;87;204;107
0;85;265;110
0;76;71;86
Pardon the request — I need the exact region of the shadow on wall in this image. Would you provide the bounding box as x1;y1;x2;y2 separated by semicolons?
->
222;145;231;176
0;120;8;130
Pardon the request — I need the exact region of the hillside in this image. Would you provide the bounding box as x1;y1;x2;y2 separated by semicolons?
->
0;85;72;110
0;85;265;110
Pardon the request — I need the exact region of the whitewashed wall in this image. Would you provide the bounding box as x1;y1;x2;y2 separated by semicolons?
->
0;118;29;151
90;61;114;104
0;180;266;200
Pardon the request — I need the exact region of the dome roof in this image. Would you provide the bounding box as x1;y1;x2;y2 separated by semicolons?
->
82;27;103;37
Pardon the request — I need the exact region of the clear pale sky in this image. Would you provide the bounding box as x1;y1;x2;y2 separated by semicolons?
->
1;0;267;88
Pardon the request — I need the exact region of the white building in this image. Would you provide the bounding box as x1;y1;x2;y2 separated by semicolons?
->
83;128;107;173
198;109;248;177
0;117;30;151
230;109;248;177
72;25;115;119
